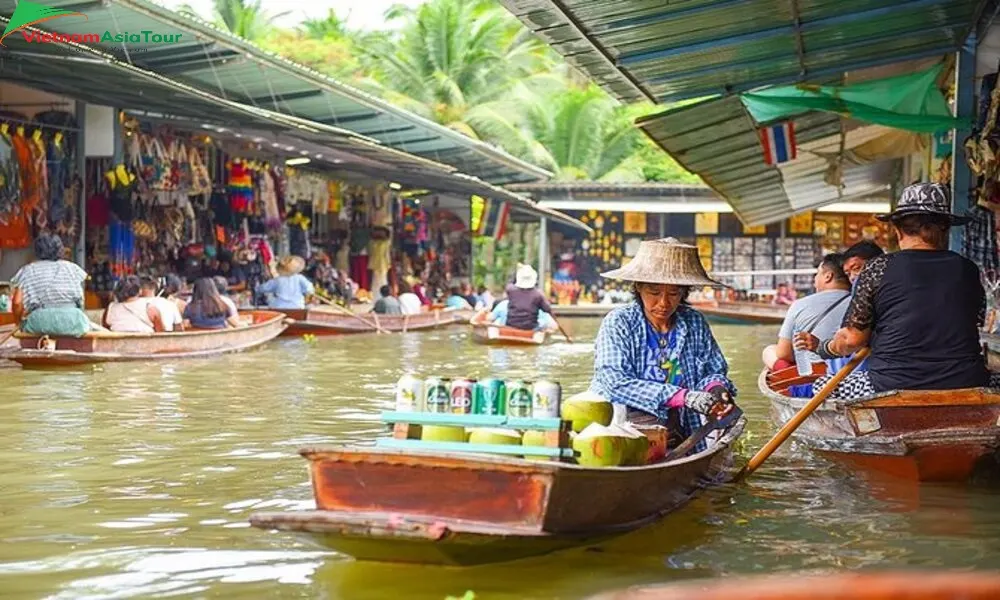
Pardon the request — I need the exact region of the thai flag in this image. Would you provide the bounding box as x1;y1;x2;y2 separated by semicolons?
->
759;122;797;165
476;197;510;240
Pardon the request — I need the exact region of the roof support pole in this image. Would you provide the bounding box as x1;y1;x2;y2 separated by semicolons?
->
951;32;976;252
789;0;807;78
537;217;549;298
74;100;87;268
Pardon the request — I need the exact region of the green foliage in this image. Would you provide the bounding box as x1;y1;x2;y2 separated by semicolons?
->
179;0;288;41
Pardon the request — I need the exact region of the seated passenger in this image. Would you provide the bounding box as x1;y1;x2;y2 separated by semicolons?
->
444;286;473;310
213;276;239;319
11;233;92;337
104;275;164;333
140;276;184;332
372;285;403;315
486;300;558;332
763;254;851;372
798;183;999;398
505;264;553;331
257;256;314;309
841;239;885;287
184;277;240;330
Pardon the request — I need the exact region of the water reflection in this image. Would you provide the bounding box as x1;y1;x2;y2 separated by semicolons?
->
0;320;998;598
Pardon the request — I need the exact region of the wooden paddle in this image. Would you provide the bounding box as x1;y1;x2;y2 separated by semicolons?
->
312;294;386;335
553;316;574;343
0;327;18;348
743;347;870;476
665;406;744;461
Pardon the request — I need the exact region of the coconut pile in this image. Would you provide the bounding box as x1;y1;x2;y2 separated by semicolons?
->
419;391;657;467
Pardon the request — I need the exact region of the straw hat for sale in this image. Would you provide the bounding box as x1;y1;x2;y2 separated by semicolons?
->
277;255;305;276
601;237;723;287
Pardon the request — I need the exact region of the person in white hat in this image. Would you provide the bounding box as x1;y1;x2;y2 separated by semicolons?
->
590;238;736;448
498;263;556;332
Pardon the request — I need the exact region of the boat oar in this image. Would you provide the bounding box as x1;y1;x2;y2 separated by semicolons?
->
665;406;743;461
553;316;573;343
312;294;386;335
0;327;18;348
742;347;870;477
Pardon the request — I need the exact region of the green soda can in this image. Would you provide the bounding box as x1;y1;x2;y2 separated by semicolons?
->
424;376;451;413
506;380;533;418
474;378;506;416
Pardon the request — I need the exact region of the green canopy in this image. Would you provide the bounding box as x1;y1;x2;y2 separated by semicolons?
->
740;64;964;133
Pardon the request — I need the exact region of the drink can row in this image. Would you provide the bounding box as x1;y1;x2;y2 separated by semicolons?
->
396;375;561;418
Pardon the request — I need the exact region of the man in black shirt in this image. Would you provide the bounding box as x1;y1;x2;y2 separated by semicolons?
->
803;183;998;397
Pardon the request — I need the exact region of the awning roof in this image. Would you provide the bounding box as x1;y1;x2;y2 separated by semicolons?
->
636;95;893;226
498;0;984;103
0;20;587;231
19;0;551;186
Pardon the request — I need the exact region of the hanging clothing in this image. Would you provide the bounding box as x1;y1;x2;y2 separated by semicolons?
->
963;205;999;273
350;255;370;291
46;138;69;223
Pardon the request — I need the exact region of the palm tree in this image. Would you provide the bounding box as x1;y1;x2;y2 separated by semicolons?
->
362;0;555;135
299;9;349;41
178;0;287;42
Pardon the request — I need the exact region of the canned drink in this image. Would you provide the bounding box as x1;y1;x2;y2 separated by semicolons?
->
531;380;561;418
474;378;506;415
395;374;424;412
424;377;451;413
449;378;476;414
506;380;533;418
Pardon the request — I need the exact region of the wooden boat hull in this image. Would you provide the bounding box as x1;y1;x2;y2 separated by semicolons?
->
693;301;787;325
590;571;1000;600
276;307;462;335
760;369;1000;482
250;418;745;565
471;325;549;346
7;310;287;367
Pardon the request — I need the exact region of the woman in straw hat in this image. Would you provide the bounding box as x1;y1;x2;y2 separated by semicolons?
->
796;182;1000;399
591;238;737;443
256;255;315;309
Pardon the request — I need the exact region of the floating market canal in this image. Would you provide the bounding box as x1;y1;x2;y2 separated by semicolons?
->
1;321;999;599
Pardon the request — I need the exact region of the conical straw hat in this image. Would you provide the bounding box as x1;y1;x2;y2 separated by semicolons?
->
601;237;724;287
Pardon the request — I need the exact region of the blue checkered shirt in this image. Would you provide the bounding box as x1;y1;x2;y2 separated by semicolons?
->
590;302;736;438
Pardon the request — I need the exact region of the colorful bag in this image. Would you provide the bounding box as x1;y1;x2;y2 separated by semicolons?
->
188;145;212;198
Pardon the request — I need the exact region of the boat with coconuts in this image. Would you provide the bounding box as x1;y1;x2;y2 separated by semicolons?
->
249;391;745;565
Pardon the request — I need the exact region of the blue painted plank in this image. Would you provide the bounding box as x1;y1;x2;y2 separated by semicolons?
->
376;438;574;458
380;411;564;430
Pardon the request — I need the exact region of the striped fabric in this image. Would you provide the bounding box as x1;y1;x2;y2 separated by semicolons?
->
476;197;510;240
11;259;87;313
759;122;797;165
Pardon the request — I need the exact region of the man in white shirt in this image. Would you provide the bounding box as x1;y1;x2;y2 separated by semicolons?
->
140;277;184;332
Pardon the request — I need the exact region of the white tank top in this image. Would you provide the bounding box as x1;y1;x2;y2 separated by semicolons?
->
106;299;155;333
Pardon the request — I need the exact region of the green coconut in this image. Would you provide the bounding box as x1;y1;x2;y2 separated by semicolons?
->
421;425;466;443
609;422;650;466
572;423;627;467
520;429;556;461
467;428;522;446
561;391;614;433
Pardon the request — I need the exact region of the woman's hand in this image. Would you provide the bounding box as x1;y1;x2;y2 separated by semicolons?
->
794;332;820;352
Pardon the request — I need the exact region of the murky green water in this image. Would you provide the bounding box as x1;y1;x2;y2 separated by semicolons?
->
1;320;999;599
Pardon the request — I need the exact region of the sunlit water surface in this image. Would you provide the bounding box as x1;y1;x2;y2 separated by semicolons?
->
1;320;999;599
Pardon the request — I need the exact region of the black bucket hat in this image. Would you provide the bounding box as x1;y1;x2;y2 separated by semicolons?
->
876;182;970;225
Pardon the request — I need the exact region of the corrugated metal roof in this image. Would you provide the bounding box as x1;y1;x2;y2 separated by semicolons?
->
508;182;716;197
0;18;586;231
636;95;893;226
498;0;984;103
13;0;551;185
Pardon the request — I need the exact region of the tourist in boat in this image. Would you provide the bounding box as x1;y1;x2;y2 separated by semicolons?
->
372;285;403;315
762;254;851;372
10;232;93;336
504;264;555;332
476;285;495;311
841;239;884;285
161;273;188;316
797;183;1000;398
590;238;737;445
184;277;240;330
444;286;473;310
772;282;797;306
140;276;184;332
398;282;423;315
104;275;165;333
484;299;558;332
257;256;315;310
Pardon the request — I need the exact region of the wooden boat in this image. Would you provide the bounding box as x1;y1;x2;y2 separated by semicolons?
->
471;324;549;346
759;366;1000;482
249;417;745;566
6;310;287;367
279;306;464;336
692;301;787;325
590;571;1000;600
